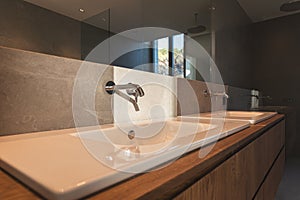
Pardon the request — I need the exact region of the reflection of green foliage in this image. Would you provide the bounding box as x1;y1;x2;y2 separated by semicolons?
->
158;48;169;67
174;48;184;64
173;48;184;77
159;48;168;56
156;36;185;76
157;48;185;76
173;48;183;55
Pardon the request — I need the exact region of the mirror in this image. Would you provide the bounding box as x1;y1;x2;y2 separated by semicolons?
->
1;0;212;81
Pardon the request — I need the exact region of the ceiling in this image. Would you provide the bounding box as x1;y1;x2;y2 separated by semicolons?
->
237;0;300;22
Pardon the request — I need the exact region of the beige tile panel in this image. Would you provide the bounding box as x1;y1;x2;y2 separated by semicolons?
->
113;66;177;123
177;78;228;115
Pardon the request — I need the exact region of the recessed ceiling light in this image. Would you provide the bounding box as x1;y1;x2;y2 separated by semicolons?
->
79;8;85;13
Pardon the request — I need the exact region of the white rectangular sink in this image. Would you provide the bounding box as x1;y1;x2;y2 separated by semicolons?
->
0;119;249;200
181;111;277;124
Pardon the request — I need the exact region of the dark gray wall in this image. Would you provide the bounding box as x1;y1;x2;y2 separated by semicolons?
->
252;13;300;107
212;0;254;89
81;22;110;61
0;0;81;59
252;13;300;157
0;0;152;70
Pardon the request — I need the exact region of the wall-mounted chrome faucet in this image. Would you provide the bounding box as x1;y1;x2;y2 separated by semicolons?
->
105;81;145;111
203;89;229;99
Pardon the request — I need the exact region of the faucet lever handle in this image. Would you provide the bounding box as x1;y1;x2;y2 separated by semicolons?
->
137;87;144;97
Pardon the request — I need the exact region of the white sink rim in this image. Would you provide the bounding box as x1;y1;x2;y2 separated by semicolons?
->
180;111;277;124
0;119;249;200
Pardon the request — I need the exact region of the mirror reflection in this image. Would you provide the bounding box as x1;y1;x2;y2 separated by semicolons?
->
1;0;212;80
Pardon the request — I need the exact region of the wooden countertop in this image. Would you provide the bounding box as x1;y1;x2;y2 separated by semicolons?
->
0;114;284;200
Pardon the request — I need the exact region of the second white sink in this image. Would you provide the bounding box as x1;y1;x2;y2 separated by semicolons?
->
181;111;277;124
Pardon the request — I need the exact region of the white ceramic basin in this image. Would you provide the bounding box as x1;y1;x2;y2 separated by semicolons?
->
181;111;277;124
0;119;249;200
74;120;214;146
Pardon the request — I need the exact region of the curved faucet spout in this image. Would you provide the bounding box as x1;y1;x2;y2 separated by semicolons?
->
105;81;144;111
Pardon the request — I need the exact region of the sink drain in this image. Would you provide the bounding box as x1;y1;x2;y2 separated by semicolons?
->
128;130;135;140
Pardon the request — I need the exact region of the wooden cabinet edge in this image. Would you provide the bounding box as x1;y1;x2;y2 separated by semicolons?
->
174;120;285;200
254;148;285;200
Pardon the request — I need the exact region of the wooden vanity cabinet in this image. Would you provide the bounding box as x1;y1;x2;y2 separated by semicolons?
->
175;120;285;200
0;116;285;200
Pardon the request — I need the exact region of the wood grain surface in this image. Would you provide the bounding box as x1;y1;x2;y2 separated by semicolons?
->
174;120;285;200
254;149;285;200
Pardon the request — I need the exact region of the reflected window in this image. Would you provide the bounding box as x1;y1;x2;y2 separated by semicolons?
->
172;34;184;78
154;37;169;75
153;34;185;77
